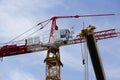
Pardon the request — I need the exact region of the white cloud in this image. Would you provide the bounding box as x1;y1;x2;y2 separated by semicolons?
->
0;0;63;10
0;0;119;80
0;0;63;42
0;0;64;80
105;65;120;80
9;69;37;80
60;46;83;71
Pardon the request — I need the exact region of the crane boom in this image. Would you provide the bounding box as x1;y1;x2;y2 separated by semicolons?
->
50;14;115;19
0;28;119;58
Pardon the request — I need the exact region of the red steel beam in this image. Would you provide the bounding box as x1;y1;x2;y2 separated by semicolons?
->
73;28;118;44
0;44;32;57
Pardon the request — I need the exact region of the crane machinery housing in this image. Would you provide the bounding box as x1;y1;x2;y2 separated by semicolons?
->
0;13;120;80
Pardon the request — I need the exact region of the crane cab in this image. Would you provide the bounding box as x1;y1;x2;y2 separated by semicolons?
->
51;29;73;43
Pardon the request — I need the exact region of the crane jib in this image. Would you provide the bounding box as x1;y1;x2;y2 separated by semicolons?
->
0;28;119;57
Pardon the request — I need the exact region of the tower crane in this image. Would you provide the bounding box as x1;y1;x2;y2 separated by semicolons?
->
0;13;120;80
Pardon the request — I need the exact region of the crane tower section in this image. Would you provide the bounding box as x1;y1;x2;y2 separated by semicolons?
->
44;47;63;80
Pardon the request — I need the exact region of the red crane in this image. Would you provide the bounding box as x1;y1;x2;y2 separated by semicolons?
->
0;14;119;80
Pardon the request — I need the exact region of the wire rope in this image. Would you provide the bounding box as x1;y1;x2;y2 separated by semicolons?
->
84;42;89;80
80;38;87;80
7;19;51;43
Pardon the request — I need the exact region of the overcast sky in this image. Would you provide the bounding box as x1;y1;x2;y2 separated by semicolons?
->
0;0;120;80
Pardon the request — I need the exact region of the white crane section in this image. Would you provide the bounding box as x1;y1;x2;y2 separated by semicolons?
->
25;28;120;53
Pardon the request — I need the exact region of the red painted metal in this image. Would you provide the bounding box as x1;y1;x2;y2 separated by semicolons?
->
0;40;31;57
74;29;118;44
0;28;118;58
0;14;117;57
49;14;116;42
94;29;118;40
49;17;58;42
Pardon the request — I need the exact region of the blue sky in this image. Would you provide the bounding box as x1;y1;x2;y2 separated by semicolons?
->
0;0;120;80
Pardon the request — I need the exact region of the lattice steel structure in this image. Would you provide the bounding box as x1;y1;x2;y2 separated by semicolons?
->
44;47;63;80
